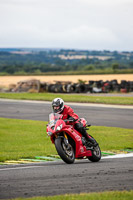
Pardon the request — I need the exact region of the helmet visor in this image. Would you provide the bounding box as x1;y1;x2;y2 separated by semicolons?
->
53;106;60;113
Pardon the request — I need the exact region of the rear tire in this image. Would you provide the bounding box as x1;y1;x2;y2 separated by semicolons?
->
55;137;75;164
88;144;101;162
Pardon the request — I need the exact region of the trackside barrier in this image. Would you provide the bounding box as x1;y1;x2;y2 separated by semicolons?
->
1;79;133;93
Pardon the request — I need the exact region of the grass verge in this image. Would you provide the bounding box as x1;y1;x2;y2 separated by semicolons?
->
0;92;133;105
7;191;133;200
0;118;133;162
1;68;133;75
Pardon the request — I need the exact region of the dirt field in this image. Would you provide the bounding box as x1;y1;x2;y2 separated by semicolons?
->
0;74;133;86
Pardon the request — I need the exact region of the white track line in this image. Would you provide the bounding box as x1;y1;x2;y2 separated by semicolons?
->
0;98;133;109
102;152;133;159
0;165;44;171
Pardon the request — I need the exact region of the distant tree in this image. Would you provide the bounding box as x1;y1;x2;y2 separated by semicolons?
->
112;63;119;72
129;62;133;68
84;64;95;71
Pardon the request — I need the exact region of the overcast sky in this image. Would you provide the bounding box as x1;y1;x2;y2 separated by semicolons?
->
0;0;133;51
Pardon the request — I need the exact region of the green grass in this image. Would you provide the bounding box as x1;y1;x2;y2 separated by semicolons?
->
0;118;55;162
8;191;133;200
0;118;133;162
1;68;133;75
0;92;133;105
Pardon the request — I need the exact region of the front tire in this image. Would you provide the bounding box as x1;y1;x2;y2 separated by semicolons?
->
55;137;75;164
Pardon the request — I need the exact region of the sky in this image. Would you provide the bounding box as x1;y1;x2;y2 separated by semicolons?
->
0;0;133;51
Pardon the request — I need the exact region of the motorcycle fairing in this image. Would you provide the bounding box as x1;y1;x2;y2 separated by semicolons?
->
61;126;92;158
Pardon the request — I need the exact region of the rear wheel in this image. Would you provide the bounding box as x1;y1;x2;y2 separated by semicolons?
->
88;144;101;162
55;137;75;164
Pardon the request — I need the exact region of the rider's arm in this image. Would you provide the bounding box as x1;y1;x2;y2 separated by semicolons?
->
67;116;77;122
67;106;79;121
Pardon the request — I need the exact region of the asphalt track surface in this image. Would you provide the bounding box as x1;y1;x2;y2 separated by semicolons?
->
0;99;133;199
0;157;133;199
0;99;133;128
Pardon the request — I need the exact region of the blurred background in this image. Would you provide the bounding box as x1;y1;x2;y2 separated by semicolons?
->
0;0;133;92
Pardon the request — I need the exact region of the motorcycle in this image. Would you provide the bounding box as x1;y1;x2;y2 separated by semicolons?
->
46;112;101;164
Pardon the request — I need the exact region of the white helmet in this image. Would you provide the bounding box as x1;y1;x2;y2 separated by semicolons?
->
52;98;64;113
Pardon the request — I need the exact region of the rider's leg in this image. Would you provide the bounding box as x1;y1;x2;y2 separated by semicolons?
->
87;134;98;147
74;122;98;147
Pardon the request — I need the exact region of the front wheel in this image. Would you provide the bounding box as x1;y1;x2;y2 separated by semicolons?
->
88;144;101;162
55;137;75;164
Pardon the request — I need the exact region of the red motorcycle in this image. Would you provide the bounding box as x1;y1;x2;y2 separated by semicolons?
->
47;113;101;164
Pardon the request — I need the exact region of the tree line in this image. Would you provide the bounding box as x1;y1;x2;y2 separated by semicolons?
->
0;49;133;75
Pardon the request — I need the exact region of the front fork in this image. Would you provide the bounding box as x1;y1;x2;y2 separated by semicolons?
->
63;132;69;146
55;131;69;146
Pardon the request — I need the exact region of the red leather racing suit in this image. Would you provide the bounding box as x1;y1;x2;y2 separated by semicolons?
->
61;105;79;123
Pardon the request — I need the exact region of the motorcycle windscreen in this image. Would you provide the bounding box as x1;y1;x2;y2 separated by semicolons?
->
48;113;62;127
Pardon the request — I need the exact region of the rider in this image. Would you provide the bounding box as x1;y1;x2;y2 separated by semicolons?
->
52;97;98;147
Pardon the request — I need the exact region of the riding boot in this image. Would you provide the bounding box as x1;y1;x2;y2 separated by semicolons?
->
87;136;98;147
82;128;98;147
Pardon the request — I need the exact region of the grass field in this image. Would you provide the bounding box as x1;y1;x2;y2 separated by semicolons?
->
0;92;133;105
9;191;133;200
0;118;133;162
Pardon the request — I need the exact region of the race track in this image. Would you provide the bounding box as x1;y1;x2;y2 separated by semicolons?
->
0;157;133;199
